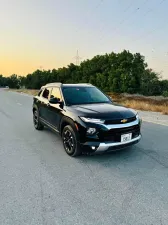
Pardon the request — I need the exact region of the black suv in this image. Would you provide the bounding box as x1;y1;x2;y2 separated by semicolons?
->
33;83;142;156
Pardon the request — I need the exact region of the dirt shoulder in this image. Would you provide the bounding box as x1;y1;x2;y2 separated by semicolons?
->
108;93;168;115
138;110;168;126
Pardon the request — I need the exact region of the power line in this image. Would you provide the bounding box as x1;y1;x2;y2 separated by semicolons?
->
123;0;135;13
135;0;166;19
82;1;136;60
131;0;167;43
159;0;166;4
114;0;149;31
97;0;167;52
75;0;104;34
95;0;136;41
99;0;149;42
82;0;136;59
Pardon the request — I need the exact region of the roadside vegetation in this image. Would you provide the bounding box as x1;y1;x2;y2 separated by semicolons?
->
1;50;168;114
108;93;168;115
1;50;168;96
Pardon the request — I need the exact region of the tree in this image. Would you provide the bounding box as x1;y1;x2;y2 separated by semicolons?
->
7;74;19;88
0;50;167;96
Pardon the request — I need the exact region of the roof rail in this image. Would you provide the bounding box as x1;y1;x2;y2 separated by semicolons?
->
76;83;92;85
45;82;62;87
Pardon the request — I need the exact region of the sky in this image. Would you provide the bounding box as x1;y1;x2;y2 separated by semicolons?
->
0;0;168;79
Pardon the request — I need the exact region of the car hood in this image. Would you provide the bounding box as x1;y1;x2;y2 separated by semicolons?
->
67;103;136;119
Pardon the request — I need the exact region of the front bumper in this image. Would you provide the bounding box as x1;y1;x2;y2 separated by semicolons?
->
96;134;141;152
80;117;142;153
82;134;141;153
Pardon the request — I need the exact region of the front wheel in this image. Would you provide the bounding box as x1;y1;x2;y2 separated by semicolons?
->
33;109;44;130
62;125;82;157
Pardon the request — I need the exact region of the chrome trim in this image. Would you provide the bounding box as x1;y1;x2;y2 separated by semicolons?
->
96;135;141;152
102;118;139;130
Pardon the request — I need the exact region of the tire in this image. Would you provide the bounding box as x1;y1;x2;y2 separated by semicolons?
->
33;109;44;130
62;125;82;157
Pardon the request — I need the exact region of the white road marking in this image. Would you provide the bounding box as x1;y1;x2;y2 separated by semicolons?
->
17;102;22;106
20;93;33;98
8;91;33;98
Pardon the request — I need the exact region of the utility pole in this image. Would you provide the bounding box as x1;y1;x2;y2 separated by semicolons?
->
39;66;43;71
74;50;82;66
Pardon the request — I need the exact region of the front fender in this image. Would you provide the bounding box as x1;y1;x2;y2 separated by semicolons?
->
59;116;85;142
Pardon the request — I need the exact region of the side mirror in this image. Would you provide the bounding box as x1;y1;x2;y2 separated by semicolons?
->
49;97;60;104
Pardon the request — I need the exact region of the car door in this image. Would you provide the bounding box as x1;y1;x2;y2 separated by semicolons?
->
47;87;63;130
39;87;52;123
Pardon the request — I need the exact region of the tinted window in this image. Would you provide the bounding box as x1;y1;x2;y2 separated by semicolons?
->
62;87;111;105
50;88;62;101
42;88;50;99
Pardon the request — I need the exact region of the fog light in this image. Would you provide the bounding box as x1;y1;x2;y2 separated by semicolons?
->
87;128;96;135
91;146;96;150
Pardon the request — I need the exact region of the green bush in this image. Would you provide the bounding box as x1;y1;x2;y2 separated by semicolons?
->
163;91;168;97
0;50;168;96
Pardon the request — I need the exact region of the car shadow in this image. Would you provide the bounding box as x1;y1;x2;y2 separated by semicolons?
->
81;146;135;158
42;126;61;139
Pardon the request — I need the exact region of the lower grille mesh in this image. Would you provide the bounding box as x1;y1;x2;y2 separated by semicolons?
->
103;125;140;142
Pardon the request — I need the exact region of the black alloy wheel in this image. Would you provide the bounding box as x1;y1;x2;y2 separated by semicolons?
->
62;125;82;157
33;110;44;130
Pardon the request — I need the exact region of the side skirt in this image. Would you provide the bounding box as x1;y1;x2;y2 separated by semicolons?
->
39;117;60;134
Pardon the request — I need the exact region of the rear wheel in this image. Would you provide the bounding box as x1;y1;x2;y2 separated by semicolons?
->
62;125;82;157
33;109;44;130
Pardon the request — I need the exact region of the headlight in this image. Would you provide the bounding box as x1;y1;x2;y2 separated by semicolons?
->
136;113;142;124
80;117;105;124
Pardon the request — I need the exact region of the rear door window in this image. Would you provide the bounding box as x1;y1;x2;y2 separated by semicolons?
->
42;88;51;100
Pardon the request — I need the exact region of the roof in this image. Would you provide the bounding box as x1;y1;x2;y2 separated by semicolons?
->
43;83;93;88
62;83;93;87
44;82;62;87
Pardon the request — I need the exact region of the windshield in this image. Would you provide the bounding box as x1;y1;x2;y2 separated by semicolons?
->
62;86;111;105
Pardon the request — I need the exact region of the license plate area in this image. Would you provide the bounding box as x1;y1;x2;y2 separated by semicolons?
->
121;133;132;142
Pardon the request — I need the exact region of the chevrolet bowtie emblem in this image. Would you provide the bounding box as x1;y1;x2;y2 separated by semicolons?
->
121;119;127;123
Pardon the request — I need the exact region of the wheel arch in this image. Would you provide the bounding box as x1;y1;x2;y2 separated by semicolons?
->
33;104;38;113
60;117;78;137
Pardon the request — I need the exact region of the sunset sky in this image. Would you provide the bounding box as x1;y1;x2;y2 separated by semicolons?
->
0;0;168;79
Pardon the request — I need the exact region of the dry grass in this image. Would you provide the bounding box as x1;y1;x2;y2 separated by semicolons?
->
10;89;39;96
124;100;168;115
108;93;168;115
9;89;168;115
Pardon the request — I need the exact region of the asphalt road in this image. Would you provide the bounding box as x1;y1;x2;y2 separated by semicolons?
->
0;90;168;225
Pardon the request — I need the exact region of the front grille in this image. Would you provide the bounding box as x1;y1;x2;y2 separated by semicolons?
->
103;125;140;142
105;116;136;125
